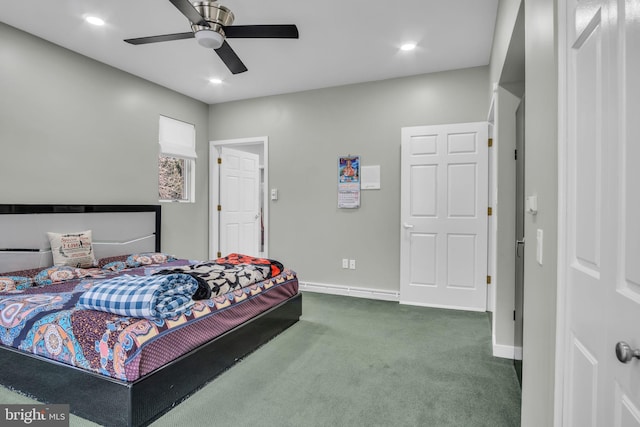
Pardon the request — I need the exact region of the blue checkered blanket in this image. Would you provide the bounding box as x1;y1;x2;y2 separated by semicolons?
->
76;273;199;319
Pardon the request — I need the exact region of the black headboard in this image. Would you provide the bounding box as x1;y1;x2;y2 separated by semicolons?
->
0;204;161;272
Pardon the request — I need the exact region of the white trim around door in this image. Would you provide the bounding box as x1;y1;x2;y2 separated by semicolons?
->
209;136;269;259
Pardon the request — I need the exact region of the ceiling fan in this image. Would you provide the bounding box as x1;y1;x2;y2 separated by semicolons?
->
124;0;299;75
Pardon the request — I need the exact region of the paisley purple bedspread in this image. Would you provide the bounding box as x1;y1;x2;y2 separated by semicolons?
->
0;259;298;382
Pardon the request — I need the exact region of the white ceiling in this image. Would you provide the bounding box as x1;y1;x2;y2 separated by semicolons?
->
0;0;499;105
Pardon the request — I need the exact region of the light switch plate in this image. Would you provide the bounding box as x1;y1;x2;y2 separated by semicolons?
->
536;229;543;265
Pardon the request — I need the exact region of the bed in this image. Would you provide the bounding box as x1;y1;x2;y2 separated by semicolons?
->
0;204;301;426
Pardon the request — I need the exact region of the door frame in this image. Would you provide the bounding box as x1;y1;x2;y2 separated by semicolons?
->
554;0;570;423
514;96;525;384
488;86;523;360
209;136;269;259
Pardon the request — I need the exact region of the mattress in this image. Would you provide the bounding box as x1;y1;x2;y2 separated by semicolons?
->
0;255;298;382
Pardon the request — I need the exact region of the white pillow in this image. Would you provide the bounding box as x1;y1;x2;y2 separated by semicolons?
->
47;230;96;268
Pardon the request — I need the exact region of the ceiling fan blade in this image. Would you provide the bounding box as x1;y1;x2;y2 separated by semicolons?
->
215;41;248;74
224;25;299;39
168;0;210;27
124;32;195;45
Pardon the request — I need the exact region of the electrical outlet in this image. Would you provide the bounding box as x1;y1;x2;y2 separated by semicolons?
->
342;258;349;269
349;259;356;270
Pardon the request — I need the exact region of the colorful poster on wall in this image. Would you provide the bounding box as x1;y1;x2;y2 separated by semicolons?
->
338;155;360;208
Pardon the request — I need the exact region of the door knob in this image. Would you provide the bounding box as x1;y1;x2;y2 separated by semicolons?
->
403;223;414;229
615;341;640;364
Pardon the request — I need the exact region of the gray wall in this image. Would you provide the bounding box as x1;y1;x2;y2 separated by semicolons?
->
490;0;559;424
522;0;558;425
209;67;490;291
489;0;523;95
0;23;210;259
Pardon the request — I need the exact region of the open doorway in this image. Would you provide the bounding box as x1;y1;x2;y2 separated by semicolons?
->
514;97;525;386
488;1;524;384
498;2;525;387
209;136;269;259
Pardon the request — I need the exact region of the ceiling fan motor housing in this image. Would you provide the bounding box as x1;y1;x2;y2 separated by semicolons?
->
191;1;234;48
124;0;298;74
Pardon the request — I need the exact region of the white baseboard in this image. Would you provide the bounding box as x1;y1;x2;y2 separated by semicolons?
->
493;342;523;360
299;281;400;302
399;300;486;312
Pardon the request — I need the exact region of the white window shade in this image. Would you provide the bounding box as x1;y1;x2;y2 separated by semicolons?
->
159;115;197;159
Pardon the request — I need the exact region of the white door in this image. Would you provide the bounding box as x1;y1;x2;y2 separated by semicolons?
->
400;122;488;311
219;146;260;257
558;0;640;425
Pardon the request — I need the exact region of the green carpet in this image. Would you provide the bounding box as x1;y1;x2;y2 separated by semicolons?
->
0;292;521;426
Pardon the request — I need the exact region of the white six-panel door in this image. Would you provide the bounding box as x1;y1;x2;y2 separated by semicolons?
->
219;146;260;257
400;122;488;312
558;0;640;425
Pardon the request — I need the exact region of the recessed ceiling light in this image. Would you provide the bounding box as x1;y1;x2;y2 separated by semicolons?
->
85;16;105;26
209;78;223;85
400;43;417;51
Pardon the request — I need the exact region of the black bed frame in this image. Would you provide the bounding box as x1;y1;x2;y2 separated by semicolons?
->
0;204;302;426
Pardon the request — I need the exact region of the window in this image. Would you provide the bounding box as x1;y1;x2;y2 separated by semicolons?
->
159;156;191;200
158;115;196;202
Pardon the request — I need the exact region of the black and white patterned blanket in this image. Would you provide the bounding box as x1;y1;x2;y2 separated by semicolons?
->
154;255;283;300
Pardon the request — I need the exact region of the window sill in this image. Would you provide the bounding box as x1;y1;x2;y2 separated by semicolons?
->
159;199;194;204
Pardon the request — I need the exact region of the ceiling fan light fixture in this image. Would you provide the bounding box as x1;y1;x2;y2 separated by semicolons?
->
195;29;225;49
